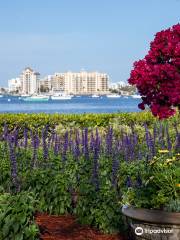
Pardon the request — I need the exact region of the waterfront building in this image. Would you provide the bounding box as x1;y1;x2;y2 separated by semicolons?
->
51;73;65;92
40;75;52;93
8;78;21;93
39;71;109;95
63;71;109;95
20;67;40;95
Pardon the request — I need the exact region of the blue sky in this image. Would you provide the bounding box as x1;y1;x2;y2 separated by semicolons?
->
0;0;179;86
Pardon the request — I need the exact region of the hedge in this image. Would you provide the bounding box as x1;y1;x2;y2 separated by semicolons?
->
0;111;179;133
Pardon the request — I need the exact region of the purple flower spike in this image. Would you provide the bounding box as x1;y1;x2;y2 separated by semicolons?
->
62;131;69;162
83;128;89;160
126;176;132;188
42;126;49;162
54;134;60;156
31;131;39;169
8;135;20;192
23;127;28;149
136;173;142;188
111;152;120;188
165;124;172;151
106;127;113;156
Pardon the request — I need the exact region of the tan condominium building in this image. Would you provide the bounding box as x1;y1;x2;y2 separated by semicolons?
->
40;71;109;94
20;67;40;95
40;73;65;92
64;71;109;95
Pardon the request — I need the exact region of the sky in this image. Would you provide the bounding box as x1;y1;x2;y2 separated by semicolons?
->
0;0;179;87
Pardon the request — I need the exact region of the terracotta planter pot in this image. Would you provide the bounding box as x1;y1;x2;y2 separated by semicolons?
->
122;205;180;240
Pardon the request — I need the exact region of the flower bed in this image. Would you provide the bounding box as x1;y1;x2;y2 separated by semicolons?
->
0;118;179;238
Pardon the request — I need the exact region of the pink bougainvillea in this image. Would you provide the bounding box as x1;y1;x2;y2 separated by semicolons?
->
128;23;180;119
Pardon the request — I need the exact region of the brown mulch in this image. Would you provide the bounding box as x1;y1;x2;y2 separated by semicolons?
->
35;213;127;240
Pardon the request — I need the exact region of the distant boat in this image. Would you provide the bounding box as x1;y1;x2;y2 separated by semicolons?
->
92;94;100;98
51;93;72;100
106;94;121;98
131;94;141;99
21;94;31;97
23;95;49;102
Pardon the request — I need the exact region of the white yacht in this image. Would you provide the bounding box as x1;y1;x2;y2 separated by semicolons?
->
51;93;72;100
21;94;31;97
92;94;100;98
0;94;3;98
23;95;49;102
106;94;121;98
131;94;141;99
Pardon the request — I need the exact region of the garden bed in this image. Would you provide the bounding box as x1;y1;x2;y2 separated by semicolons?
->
36;213;127;240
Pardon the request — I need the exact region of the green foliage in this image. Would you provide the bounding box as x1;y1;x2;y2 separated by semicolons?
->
76;183;123;234
0;112;179;236
22;170;72;215
164;199;180;212
0;192;39;240
121;152;180;211
0;112;179;134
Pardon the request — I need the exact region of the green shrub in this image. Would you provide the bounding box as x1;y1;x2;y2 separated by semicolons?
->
0;192;39;240
1;112;179;134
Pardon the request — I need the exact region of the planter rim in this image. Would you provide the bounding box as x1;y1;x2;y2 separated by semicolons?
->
122;205;180;225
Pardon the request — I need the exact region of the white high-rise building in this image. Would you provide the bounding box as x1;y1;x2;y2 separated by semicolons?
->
8;78;21;93
20;67;40;94
63;71;109;94
40;71;109;95
62;71;109;94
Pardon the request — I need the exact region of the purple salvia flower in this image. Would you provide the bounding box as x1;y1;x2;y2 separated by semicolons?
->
138;149;142;160
68;129;73;152
148;131;155;158
95;128;101;152
74;132;80;159
106;127;113;156
136;173;142;188
153;124;157;144
144;124;150;150
8;135;20;192
42;126;49;162
13;127;19;147
165;124;172;151
158;122;165;149
123;134;130;162
50;130;56;149
62;131;69;162
31;131;39;169
175;133;180;152
83;128;89;159
126;176;132;188
90;130;95;152
2;123;8;141
53;134;60;156
111;151;120;188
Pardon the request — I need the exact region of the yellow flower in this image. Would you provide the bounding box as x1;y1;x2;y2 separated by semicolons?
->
176;184;180;187
165;159;173;164
158;149;169;153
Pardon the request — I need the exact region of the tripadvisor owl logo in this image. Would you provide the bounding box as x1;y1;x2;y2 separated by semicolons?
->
135;227;143;236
